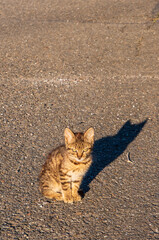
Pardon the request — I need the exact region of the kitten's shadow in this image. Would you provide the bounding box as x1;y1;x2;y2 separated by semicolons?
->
81;119;147;193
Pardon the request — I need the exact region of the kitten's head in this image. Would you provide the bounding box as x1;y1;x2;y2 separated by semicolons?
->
64;127;94;162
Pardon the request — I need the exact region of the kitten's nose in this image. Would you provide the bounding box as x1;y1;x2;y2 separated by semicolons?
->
77;152;83;159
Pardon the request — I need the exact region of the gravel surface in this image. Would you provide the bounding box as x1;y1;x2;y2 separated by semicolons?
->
1;1;159;239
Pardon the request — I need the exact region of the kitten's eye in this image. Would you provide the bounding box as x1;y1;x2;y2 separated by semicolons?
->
67;148;76;152
72;149;77;152
83;148;90;152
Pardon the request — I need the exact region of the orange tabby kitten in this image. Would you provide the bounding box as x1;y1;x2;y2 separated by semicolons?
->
39;127;94;203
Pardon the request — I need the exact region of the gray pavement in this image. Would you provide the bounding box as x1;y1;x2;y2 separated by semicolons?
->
1;0;159;239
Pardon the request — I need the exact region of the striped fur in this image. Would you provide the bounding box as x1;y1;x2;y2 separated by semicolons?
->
39;128;94;203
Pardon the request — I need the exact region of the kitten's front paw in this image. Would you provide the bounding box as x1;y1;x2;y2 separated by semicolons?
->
73;193;82;202
63;196;73;204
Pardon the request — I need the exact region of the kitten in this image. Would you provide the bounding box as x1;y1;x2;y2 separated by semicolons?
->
39;127;94;203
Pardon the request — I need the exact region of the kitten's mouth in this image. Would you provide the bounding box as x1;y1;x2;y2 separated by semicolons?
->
76;158;83;162
71;157;83;162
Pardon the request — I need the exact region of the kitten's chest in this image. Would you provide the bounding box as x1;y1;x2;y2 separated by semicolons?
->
68;168;85;181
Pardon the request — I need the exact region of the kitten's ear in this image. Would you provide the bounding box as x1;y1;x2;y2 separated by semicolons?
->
84;127;94;145
64;128;75;145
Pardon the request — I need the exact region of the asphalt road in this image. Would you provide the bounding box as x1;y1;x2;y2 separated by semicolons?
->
1;0;159;239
